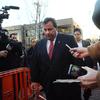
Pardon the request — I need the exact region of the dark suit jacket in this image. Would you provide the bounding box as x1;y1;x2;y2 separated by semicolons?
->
26;46;35;68
31;33;85;100
82;40;90;47
0;39;23;71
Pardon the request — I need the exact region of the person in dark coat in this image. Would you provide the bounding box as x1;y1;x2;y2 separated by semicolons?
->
26;37;38;68
30;17;88;100
0;32;23;71
74;28;97;100
70;0;100;89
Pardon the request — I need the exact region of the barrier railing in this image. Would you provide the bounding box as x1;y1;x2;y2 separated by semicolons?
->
0;67;32;100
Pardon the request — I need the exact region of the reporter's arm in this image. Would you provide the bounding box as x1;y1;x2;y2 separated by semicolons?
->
31;82;43;94
77;67;98;87
70;47;89;58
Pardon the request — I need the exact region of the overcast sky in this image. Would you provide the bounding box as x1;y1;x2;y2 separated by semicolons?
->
0;0;99;39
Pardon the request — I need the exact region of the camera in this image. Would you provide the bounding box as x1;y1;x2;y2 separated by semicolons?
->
0;5;19;32
0;6;19;20
6;40;20;52
0;5;20;50
0;6;23;70
0;12;9;20
6;43;14;51
68;64;87;78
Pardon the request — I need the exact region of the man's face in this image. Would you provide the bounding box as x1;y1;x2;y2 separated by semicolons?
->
31;40;37;47
43;21;57;41
11;34;17;41
74;31;82;41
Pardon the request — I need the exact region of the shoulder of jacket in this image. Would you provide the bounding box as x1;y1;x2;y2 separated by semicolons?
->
58;33;74;38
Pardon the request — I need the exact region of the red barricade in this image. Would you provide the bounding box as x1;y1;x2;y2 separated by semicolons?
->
0;67;32;100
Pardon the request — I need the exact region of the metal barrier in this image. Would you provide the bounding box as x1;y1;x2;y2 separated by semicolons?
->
0;67;32;100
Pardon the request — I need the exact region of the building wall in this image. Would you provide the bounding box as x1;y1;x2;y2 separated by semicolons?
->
4;18;80;49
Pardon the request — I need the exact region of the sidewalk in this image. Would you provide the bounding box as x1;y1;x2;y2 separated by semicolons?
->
89;88;100;100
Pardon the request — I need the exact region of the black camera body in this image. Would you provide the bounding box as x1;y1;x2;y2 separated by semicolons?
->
0;6;19;21
0;12;9;20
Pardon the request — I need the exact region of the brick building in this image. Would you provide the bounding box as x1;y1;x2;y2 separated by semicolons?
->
4;18;80;48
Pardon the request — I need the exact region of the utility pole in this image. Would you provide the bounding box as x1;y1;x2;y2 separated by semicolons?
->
34;0;41;40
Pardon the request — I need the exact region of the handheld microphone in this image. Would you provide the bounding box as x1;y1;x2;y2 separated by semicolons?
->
9;6;20;10
2;6;20;10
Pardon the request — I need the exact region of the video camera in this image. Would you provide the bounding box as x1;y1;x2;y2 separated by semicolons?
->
0;5;19;37
0;6;19;21
0;5;19;32
0;5;20;52
0;6;23;70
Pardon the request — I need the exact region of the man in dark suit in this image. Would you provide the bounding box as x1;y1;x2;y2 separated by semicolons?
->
74;28;97;67
74;28;97;100
31;17;85;100
26;37;38;68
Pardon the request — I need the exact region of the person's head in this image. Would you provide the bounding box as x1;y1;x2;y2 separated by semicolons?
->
43;17;57;41
74;28;83;42
31;37;38;47
10;33;18;41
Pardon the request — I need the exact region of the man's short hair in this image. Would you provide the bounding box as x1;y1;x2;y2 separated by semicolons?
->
43;17;57;28
74;28;82;34
10;33;17;38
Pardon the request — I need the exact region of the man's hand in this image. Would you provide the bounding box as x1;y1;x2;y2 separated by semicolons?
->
77;67;98;88
31;82;43;94
0;50;8;58
70;47;89;58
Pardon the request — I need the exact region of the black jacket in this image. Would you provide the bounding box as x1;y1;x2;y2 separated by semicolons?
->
31;33;86;100
0;39;23;71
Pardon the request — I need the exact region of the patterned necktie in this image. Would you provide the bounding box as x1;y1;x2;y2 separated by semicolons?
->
49;41;54;59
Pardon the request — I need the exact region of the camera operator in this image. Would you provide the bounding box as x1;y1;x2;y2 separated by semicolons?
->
9;33;18;41
0;30;23;71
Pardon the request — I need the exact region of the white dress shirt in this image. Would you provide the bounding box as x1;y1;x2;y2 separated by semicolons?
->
46;32;58;54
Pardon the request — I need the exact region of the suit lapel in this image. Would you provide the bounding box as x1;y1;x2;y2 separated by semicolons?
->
42;39;50;60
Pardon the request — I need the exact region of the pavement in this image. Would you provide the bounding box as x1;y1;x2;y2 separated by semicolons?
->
81;88;100;100
89;88;100;100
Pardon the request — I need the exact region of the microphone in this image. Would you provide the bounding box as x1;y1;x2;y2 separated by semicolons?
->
2;6;20;10
9;6;20;10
